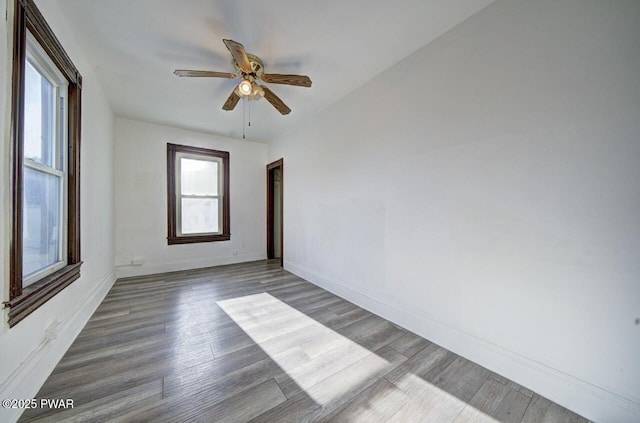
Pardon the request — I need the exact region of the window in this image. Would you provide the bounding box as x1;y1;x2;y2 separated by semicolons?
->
167;143;230;244
23;33;68;286
6;0;82;327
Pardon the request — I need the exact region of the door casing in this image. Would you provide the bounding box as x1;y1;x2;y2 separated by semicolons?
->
266;159;283;266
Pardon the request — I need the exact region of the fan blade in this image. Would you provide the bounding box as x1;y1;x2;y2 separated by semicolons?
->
261;74;312;87
223;39;252;73
174;70;236;78
262;86;291;115
222;90;241;111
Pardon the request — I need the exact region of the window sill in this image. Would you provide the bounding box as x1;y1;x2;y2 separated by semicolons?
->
167;234;231;245
4;262;82;327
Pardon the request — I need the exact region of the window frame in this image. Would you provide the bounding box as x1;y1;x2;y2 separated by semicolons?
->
167;143;230;244
5;0;83;327
175;152;223;237
22;31;69;287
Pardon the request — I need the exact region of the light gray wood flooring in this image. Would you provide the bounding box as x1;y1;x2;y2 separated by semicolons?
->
19;260;590;422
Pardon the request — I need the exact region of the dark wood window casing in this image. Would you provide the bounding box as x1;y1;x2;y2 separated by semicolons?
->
5;0;83;327
167;143;231;245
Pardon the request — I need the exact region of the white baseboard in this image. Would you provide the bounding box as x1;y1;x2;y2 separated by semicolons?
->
0;270;116;423
115;252;267;279
285;260;640;423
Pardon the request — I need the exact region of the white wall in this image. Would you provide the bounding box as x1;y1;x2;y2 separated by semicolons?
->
269;1;640;421
0;1;116;422
114;117;267;278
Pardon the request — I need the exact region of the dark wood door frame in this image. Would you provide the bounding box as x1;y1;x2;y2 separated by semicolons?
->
267;159;284;266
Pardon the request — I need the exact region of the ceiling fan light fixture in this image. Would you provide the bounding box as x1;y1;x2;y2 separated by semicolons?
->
238;80;252;96
250;84;265;101
175;39;311;117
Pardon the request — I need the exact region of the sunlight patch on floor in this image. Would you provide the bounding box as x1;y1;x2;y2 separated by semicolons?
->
387;373;500;422
218;293;502;421
217;293;389;404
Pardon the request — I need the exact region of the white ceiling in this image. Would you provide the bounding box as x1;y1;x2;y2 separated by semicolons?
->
56;0;494;142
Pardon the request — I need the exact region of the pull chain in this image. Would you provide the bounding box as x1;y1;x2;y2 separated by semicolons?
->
242;96;246;139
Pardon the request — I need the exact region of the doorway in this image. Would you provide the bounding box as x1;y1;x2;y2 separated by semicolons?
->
267;159;283;266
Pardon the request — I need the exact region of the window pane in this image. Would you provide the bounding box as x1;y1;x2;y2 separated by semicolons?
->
23;167;62;281
24;60;56;168
181;158;218;196
181;198;219;234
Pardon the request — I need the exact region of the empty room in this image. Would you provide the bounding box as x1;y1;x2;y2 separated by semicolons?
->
1;0;638;422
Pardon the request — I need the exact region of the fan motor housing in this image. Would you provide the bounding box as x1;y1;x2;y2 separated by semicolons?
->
234;53;265;77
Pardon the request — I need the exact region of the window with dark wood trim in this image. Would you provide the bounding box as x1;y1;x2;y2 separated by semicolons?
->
5;0;83;327
167;143;230;245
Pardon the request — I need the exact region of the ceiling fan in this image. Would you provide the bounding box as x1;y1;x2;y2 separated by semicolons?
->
174;39;312;115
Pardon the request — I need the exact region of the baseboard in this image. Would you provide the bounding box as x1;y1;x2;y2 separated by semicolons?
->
285;260;640;423
115;252;267;279
0;269;116;423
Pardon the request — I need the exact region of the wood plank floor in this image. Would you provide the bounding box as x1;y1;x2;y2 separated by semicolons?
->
20;260;590;422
